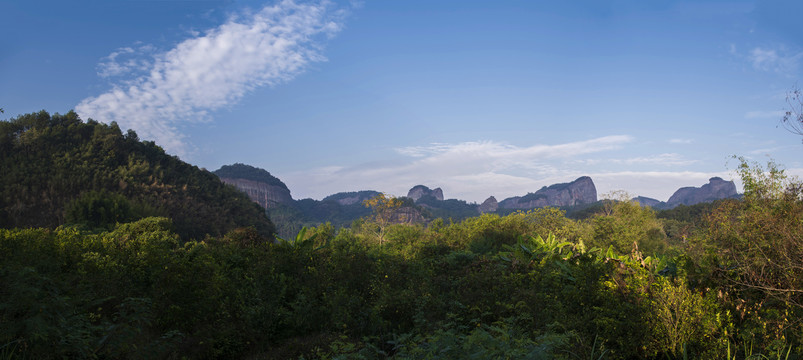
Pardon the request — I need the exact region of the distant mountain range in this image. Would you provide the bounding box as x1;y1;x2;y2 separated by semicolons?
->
631;177;740;210
213;163;741;237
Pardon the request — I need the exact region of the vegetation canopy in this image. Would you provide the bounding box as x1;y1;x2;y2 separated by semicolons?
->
1;112;801;359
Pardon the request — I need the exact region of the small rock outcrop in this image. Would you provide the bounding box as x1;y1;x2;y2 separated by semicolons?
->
213;163;294;209
499;176;597;209
478;196;498;213
407;185;444;202
666;177;738;207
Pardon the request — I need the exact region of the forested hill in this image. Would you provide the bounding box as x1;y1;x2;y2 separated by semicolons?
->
0;110;274;239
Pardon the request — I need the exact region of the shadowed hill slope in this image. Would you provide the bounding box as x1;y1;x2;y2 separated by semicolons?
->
0;110;274;239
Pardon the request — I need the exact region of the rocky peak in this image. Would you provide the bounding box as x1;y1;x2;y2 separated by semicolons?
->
478;196;498;213
213;163;293;209
499;176;597;209
666;177;738;207
407;185;444;202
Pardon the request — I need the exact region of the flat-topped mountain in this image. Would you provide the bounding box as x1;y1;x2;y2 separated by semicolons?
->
632;177;739;209
499;176;597;209
214;163;293;209
666;177;738;207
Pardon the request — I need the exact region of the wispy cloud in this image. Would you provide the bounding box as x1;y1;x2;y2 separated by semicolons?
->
747;46;802;76
278;135;739;202
744;110;786;119
572;153;696;167
283;136;635;201
76;0;345;156
669;138;693;144
613;153;698;166
97;43;157;78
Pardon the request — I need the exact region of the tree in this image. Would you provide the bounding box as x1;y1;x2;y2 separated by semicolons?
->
591;191;668;255
362;193;403;246
782;87;803;140
707;158;803;309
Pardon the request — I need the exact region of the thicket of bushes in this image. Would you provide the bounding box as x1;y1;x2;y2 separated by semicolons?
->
2;160;802;359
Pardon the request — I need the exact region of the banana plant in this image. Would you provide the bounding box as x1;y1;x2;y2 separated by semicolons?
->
276;227;328;251
499;234;574;263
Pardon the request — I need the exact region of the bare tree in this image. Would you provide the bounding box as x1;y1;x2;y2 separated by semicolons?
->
782;87;803;139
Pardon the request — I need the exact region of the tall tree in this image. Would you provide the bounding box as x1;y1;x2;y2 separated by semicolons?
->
362;193;403;246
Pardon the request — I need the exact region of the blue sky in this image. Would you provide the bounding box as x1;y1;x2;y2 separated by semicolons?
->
2;0;802;202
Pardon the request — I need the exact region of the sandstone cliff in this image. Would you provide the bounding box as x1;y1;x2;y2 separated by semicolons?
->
478;196;498;213
389;206;427;224
666;177;737;207
499;176;597;209
407;185;444;202
213;163;293;209
218;177;293;209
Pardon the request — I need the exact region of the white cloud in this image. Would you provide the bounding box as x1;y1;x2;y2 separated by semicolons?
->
77;0;344;157
571;153;696;167
744;110;786;119
669;138;693;144
612;153;698;166
747;46;802;76
278;135;744;203
97;44;157;78
283;136;638;202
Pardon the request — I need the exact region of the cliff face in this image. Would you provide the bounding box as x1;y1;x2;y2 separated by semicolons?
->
218;177;293;209
478;196;498;213
666;177;737;207
407;185;444;202
390;206;427;224
499;176;597;209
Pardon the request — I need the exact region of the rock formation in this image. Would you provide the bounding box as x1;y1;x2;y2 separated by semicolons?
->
478;196;498;213
390;206;427;224
632;196;662;208
666;177;738;207
407;185;444;202
499;176;597;209
218;177;293;209
213;163;293;209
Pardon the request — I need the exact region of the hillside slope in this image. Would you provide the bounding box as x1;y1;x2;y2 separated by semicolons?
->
0;110;274;239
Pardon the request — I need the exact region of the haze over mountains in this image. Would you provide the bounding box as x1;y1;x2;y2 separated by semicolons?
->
213;163;740;236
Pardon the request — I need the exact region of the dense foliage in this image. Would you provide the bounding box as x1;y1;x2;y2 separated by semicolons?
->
3;158;802;358
415;196;479;221
0;111;274;239
2;112;801;359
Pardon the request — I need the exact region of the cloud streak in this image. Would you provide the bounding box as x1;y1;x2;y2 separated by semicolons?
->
76;0;344;156
283;136;635;201
281;136;737;203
